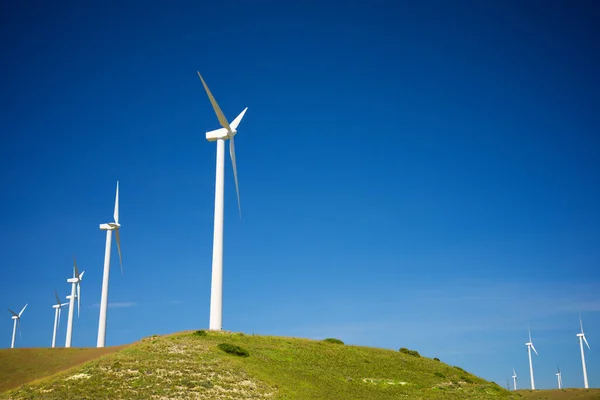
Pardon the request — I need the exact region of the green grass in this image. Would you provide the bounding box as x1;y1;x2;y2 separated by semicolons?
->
1;330;520;399
0;346;126;393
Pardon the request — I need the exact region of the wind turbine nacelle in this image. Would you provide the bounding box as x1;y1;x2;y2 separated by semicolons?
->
206;127;230;142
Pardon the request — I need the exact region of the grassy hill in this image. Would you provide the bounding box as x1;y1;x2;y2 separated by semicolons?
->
0;346;126;394
0;330;520;399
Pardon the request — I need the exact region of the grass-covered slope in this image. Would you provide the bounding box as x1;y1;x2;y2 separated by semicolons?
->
1;330;519;399
0;346;126;393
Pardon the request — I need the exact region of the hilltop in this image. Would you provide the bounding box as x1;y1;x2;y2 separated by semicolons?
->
0;330;519;399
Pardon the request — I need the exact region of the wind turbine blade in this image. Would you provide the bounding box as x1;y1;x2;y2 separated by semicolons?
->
114;181;119;224
229;136;241;217
580;314;584;333
528;327;532;343
79;270;85;280
583;335;590;350
513;368;516;377
115;229;123;274
77;283;81;318
19;303;27;317
229;107;248;131
58;307;61;329
531;344;538;355
7;308;18;317
197;71;231;131
54;289;61;306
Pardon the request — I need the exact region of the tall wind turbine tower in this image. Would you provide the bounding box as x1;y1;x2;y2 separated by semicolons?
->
526;328;538;390
197;71;248;331
7;304;27;348
577;315;591;388
65;258;84;348
97;181;123;347
556;367;563;389
512;368;517;391
51;290;68;348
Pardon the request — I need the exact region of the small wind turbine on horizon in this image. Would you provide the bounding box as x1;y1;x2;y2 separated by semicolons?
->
197;71;248;331
512;368;517;391
65;257;84;348
577;314;591;389
556;367;563;389
526;327;538;390
51;290;69;348
7;303;27;348
97;181;123;348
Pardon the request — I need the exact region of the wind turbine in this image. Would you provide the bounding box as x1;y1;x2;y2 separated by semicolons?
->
7;304;27;348
556;367;563;389
65;257;84;348
197;71;248;331
97;181;123;348
51;290;69;348
577;315;591;388
512;368;517;391
525;327;538;390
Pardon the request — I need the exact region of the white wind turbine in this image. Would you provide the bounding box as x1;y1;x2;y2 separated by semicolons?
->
512;368;517;391
51;290;69;348
65;257;84;348
577;315;591;389
97;181;123;348
197;71;248;331
7;304;27;349
525;327;538;390
556;367;563;389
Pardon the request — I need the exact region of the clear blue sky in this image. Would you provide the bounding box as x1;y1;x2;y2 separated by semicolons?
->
1;0;599;390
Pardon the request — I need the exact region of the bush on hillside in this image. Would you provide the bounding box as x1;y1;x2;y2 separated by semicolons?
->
323;338;344;345
433;357;440;362
434;372;446;378
217;343;249;357
193;330;208;337
399;347;421;357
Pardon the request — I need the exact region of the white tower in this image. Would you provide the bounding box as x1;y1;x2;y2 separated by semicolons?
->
197;71;247;331
65;258;84;348
577;316;591;389
525;328;538;390
97;181;123;348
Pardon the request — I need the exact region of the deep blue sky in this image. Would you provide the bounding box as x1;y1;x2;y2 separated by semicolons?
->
1;0;599;390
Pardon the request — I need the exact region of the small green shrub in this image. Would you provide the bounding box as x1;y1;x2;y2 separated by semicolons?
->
433;357;440;362
323;338;344;345
193;330;208;337
434;372;446;378
399;347;421;357
460;375;474;384
453;366;466;372
217;343;249;357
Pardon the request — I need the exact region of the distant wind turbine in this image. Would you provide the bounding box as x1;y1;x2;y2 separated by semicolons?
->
577;315;591;389
197;71;248;331
512;368;517;391
51;290;69;348
7;303;27;348
556;367;563;389
97;181;123;348
65;257;84;348
526;327;538;390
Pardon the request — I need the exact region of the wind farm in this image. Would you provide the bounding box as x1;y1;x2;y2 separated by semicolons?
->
2;1;600;399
